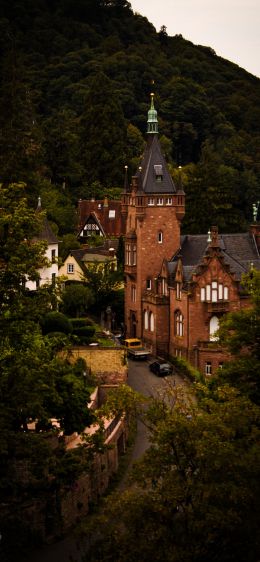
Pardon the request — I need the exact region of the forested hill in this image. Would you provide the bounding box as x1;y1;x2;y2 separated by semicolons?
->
0;0;259;235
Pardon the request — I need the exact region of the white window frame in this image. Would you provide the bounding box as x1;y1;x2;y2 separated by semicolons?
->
224;286;229;300
166;197;172;205
148;198;155;206
201;287;206;301
157;197;163;206
205;362;212;375
67;263;74;274
144;310;149;330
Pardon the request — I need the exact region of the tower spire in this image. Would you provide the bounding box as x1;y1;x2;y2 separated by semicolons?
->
147;93;158;134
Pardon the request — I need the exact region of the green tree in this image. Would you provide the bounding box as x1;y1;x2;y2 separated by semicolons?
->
83;385;260;562
80;71;127;188
61;283;94;317
216;269;260;404
84;260;123;307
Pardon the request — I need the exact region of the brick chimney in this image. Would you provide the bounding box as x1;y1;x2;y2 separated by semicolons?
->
250;224;260;253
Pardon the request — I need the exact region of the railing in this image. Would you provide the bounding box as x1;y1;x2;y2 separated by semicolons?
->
205;301;229;313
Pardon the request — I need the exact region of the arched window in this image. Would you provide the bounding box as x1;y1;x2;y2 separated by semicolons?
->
144;310;149;330
149;312;154;332
209;316;219;341
175;310;184;337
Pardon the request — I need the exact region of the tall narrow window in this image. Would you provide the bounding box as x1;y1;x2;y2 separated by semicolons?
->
205;362;212;375
51;249;56;263
224;286;229;300
144;310;149;330
218;283;223;300
201;287;206;301
146;279;151;290
132;244;136;265
157;197;163;205
175;311;184;336
212;281;218;302
149;312;155;332
206;284;211;301
176;282;182;300
158;231;163;243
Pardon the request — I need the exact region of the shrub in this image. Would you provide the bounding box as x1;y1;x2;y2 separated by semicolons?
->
41;312;73;335
169;355;202;382
70;318;94;329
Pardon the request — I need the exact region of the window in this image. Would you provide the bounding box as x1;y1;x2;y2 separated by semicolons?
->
67;263;74;274
218;362;224;369
133;244;136;265
162;278;168;296
144;310;149;330
146;279;152;290
176;282;182;300
212;281;218;302
149;312;154;332
131;285;136;302
51;249;56;263
157;197;163;205
205;362;212;375
158;231;163;243
166;197;172;205
52;273;56;287
108;210;115;218
209;316;219;341
154;165;163;181
201;282;229;303
148;198;155;206
175;311;184;337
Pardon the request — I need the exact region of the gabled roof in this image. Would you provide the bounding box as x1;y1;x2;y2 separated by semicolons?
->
137;135;176;194
170;232;260;284
77;199;125;237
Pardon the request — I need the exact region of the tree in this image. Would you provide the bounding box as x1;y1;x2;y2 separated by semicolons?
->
80;72;127;188
83;384;260;562
84;260;123;307
215;269;260;404
61;283;94;317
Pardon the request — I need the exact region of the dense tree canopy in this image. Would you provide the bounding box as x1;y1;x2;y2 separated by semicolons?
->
0;0;259;235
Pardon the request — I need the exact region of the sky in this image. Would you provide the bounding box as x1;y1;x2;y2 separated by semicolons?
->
130;0;260;78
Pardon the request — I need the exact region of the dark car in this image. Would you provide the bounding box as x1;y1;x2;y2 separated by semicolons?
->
149;360;173;376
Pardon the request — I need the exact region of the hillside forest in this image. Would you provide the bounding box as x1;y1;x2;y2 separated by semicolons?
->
0;0;259;238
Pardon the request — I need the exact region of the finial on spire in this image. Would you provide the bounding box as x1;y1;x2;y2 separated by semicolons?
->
124;165;129;191
147;93;158;135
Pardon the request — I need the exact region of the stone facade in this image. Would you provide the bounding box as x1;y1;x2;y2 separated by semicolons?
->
124;98;260;376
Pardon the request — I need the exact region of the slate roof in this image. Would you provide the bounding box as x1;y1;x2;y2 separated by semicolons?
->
36;216;59;245
170;232;260;283
137;135;177;194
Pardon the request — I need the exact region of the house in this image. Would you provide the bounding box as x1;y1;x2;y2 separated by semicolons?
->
77;197;125;242
26;197;59;290
59;243;118;284
123;95;260;375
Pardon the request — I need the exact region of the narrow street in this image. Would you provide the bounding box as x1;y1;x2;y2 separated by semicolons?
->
19;359;186;562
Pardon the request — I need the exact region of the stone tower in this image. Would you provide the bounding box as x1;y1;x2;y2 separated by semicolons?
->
122;94;185;349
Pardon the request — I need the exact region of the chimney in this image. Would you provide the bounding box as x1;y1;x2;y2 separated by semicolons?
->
250;224;260;253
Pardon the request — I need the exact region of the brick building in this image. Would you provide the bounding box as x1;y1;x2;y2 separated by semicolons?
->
123;95;260;375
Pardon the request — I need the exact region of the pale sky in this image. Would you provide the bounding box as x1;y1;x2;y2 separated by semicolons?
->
130;0;260;78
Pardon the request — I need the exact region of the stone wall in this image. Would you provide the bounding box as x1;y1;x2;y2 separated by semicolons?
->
68;346;128;384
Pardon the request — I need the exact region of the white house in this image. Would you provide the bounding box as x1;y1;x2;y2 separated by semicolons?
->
26;197;59;290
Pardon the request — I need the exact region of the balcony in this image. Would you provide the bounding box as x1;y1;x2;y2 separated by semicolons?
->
124;264;136;277
205;301;229;314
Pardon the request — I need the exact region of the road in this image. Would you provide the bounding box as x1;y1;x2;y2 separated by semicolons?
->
19;359;186;562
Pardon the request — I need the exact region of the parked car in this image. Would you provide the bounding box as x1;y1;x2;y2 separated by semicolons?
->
149;360;173;376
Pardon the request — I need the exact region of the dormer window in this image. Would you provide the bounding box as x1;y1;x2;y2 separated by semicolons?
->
154;164;163;181
157;197;163;206
148;197;155;206
166;197;172;205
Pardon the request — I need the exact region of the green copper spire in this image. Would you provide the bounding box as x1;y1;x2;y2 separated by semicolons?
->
147;93;158;134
